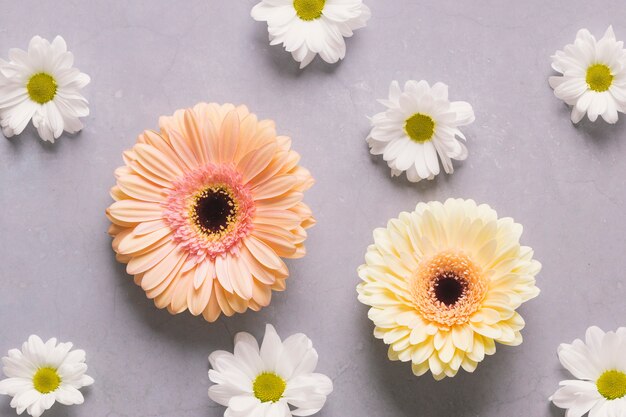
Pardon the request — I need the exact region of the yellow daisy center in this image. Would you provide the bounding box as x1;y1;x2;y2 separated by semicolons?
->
586;64;613;92
27;73;57;104
410;250;487;327
189;184;239;240
293;0;325;21
33;367;61;394
405;113;436;143
597;370;626;400
253;372;286;403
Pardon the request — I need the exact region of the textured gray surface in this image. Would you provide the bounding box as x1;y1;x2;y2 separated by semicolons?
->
1;1;625;416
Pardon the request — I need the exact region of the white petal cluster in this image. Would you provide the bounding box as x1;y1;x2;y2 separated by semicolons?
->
0;36;90;142
549;26;626;124
209;324;333;417
251;0;370;68
0;336;94;417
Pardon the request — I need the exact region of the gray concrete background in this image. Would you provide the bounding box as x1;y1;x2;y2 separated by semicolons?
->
1;1;625;416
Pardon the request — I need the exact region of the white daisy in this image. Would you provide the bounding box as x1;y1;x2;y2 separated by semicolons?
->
367;80;475;183
0;35;90;142
251;0;370;69
549;26;626;124
0;335;94;417
208;324;333;417
550;326;626;417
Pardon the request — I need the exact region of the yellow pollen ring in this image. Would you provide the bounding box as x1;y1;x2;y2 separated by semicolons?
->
33;367;61;394
405;113;436;143
293;0;325;21
253;372;286;403
586;64;614;92
597;370;626;400
188;184;239;241
410;250;487;327
27;73;58;104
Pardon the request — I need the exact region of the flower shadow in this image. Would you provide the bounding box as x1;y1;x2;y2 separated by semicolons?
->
365;144;463;195
357;306;534;416
251;26;343;79
106;244;300;356
575;115;625;145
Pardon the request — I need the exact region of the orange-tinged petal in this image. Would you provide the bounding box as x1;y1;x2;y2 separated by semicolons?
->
218;110;239;163
117;227;171;255
127;240;178;275
188;275;213;316
108;200;162;223
134;143;183;182
202;285;222;322
252;175;299;200
117;174;166;202
215;255;234;293
141;247;186;291
237;142;277;184
244;236;282;270
193;260;215;290
227;255;253;300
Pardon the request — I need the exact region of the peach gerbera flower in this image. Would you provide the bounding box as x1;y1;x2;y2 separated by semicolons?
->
106;103;314;322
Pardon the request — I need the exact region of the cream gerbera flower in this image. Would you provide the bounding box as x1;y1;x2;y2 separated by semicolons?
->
106;103;315;322
367;81;475;183
357;199;541;380
550;326;626;417
0;335;94;417
549;26;626;124
0;36;90;142
208;324;333;417
251;0;370;69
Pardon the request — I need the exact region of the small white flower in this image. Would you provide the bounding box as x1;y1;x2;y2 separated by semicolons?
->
550;326;626;417
251;0;370;69
549;26;626;124
0;335;94;417
367;80;475;183
0;35;90;142
208;324;333;417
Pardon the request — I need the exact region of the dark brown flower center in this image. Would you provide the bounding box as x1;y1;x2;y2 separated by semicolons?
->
192;186;238;235
433;274;467;306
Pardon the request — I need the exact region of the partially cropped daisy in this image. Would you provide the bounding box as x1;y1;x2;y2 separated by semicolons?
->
551;326;626;417
549;26;626;124
208;324;332;417
106;103;315;322
357;199;541;380
367;81;475;183
0;335;94;417
251;0;370;69
0;36;90;142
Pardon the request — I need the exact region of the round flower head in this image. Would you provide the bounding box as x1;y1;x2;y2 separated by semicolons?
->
357;199;541;380
549;26;626;124
367;81;475;183
106;103;315;322
0;36;90;142
550;326;626;417
251;0;370;69
208;324;333;417
0;335;94;417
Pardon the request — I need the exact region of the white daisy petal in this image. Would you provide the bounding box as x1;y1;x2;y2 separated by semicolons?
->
0;336;93;417
367;80;474;183
551;326;626;417
209;325;332;417
0;35;89;141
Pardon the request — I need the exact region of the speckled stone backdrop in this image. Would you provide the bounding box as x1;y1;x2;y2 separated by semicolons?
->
1;1;625;416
